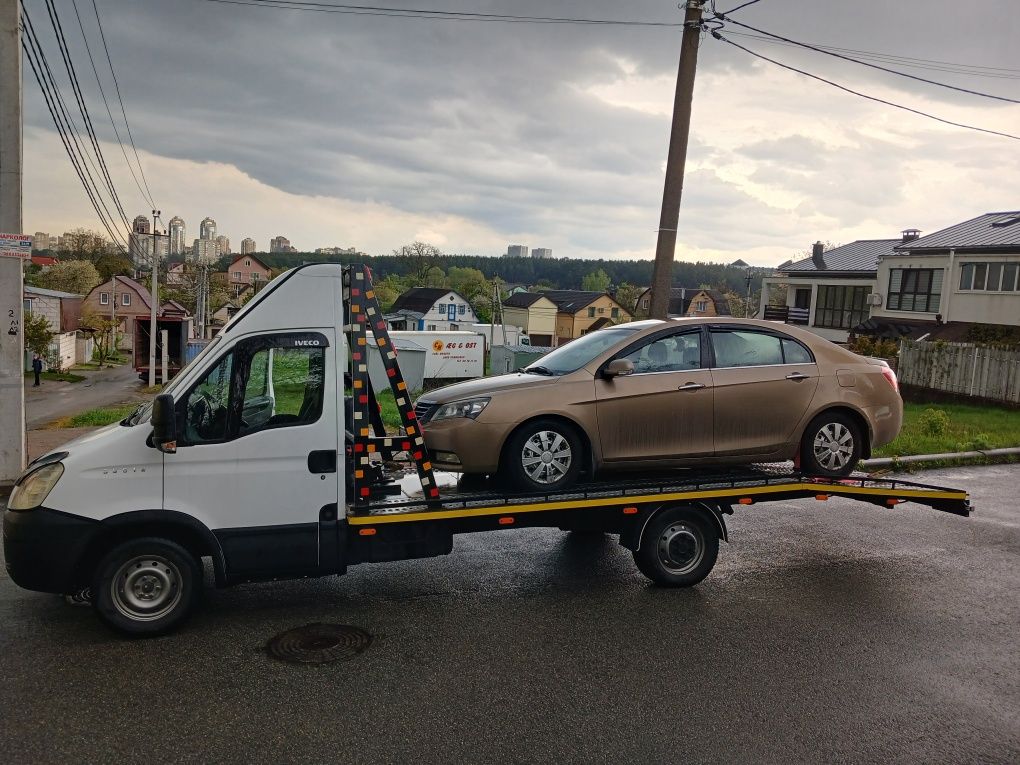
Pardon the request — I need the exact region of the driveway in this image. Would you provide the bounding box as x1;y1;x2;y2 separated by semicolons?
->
25;364;146;429
0;464;1017;763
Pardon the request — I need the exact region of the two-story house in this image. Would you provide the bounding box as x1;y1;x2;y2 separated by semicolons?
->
542;290;632;346
501;292;557;347
386;287;479;331
858;211;1020;340
757;236;904;342
226;254;272;294
83;276;155;351
632;286;728;318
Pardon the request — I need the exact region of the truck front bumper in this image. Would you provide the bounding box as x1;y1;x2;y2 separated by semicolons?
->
3;508;99;594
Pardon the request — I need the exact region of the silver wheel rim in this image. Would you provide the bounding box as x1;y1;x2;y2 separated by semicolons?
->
521;430;572;485
111;555;183;622
813;422;854;471
657;522;704;575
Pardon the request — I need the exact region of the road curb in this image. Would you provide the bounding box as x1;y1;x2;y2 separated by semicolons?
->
863;446;1020;470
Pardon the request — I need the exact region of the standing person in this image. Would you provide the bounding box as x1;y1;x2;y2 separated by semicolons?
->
32;353;43;386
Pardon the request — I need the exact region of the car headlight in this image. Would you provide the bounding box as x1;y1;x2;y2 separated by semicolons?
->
430;397;490;422
8;463;64;511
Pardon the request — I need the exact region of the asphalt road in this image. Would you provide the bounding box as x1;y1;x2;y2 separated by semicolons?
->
25;364;145;428
1;464;1017;764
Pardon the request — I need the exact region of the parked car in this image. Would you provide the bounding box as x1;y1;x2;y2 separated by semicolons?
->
414;318;902;492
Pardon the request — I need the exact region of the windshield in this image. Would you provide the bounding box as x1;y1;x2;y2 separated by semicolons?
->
525;327;638;375
124;335;224;426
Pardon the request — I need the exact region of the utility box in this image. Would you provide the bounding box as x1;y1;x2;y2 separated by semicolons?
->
490;344;551;376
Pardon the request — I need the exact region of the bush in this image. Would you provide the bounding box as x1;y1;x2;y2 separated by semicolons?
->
919;408;950;437
849;335;898;358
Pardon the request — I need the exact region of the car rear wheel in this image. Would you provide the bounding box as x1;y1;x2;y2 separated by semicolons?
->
801;412;862;477
502;418;583;493
92;537;201;637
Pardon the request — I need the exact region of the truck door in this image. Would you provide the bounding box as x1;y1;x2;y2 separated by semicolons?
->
162;331;340;581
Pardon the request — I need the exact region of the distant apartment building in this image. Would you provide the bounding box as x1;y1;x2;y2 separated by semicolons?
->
132;214;151;235
215;235;231;255
240;237;257;254
315;246;357;256
129;216;167;269
270;235;294;253
168;216;187;255
531;247;553;259
32;231;50;251
200;217;217;240
505;244;528;258
192;238;220;265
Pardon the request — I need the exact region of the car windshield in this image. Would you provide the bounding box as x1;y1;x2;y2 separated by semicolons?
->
525;327;638;375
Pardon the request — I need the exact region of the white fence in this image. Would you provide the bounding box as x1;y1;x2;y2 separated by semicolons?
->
898;340;1020;404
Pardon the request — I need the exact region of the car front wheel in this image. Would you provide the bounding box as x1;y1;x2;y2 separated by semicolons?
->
502;418;583;493
801;412;862;477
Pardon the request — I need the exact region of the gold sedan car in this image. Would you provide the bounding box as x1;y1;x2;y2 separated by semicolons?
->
414;318;902;492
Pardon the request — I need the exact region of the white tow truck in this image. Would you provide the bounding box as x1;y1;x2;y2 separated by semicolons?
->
3;264;971;636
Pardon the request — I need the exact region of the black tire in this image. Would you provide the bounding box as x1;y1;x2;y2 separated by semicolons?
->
92;537;201;637
502;418;584;493
800;411;862;477
633;507;719;587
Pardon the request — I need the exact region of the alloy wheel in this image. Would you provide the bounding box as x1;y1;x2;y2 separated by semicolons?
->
521;430;573;485
813;422;855;471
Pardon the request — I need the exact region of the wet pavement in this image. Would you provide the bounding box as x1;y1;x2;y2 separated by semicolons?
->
1;464;1017;763
25;363;145;429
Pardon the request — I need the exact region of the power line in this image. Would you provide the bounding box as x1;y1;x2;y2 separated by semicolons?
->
42;0;131;228
711;30;1020;142
21;13;128;252
202;0;684;26
90;0;157;208
20;3;129;251
714;14;1020;104
71;0;156;209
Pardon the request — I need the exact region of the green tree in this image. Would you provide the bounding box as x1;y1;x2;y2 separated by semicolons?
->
79;308;120;367
394;241;443;284
93;253;134;281
37;260;101;296
424;265;447;288
58;228;112;262
448;266;491;304
614;282;644;315
581;268;611;292
24;312;55;358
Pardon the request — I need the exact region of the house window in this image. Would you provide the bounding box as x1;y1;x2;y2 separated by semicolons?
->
122;293;131;307
245;259;251;267
587;307;595;317
611;307;619;319
814;285;869;330
99;292;109;305
458;304;465;315
959;262;1020;292
233;271;241;281
641;298;649;309
24;298;33;315
887;268;943;313
695;300;708;312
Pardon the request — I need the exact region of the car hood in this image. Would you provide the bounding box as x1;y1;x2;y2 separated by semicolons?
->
418;372;558;404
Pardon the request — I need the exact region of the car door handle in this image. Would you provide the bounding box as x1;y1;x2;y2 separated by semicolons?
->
785;372;810;381
678;382;706;391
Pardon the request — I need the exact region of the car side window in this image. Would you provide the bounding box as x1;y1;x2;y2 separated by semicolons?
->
181;352;234;444
711;330;783;368
623;332;701;373
238;346;325;435
781;338;813;364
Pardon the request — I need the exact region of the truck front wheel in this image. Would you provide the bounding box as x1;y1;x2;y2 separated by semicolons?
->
633;507;719;587
92;537;201;637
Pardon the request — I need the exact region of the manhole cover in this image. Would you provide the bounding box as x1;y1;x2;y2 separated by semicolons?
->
266;623;372;664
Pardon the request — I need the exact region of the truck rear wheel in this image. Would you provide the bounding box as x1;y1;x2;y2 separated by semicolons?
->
92;537;201;637
633;507;719;587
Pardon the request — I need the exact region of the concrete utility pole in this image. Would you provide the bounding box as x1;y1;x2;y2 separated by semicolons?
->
0;0;26;485
649;0;705;320
148;209;160;387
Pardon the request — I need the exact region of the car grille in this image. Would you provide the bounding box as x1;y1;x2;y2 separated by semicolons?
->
414;401;436;423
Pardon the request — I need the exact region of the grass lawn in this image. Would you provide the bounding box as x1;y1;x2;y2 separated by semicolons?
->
26;370;86;383
50;404;138;429
874;402;1020;457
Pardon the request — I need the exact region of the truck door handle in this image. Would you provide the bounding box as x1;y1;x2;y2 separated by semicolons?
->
678;382;705;391
785;372;809;381
308;450;337;474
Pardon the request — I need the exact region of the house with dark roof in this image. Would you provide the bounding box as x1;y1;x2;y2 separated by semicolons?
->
541;290;632;345
859;211;1020;341
386;287;479;331
758;235;903;342
632;286;730;319
501;292;557;347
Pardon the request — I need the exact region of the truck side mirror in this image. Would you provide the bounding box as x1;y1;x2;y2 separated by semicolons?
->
151;393;178;454
603;359;634;379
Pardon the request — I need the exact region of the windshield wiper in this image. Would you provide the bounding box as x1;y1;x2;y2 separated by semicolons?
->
525;365;556;376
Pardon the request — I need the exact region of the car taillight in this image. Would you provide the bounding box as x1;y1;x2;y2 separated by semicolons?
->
881;365;899;393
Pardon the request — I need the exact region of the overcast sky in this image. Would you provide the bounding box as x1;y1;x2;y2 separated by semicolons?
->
20;0;1020;266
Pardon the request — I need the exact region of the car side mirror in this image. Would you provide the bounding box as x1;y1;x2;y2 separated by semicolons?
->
603;359;634;379
151;393;178;454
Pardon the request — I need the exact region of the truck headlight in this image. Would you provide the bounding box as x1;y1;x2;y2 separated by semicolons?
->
430;397;490;422
8;463;64;511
